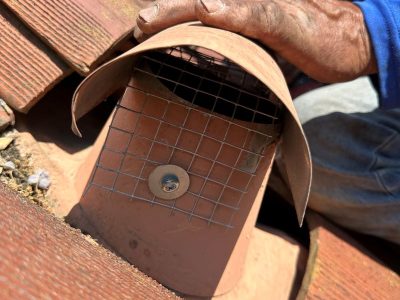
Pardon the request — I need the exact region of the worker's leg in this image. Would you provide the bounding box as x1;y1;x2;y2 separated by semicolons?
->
304;107;400;245
271;77;400;245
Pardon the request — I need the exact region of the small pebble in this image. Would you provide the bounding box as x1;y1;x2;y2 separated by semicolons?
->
28;169;51;190
3;161;15;170
27;174;39;185
38;178;51;190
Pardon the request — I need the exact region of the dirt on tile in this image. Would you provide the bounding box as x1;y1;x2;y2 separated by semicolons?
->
0;130;54;210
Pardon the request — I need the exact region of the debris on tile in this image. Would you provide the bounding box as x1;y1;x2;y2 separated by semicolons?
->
0;136;14;150
3;161;15;170
27;173;40;186
38;177;51;190
28;169;51;190
0;99;15;132
0;132;49;207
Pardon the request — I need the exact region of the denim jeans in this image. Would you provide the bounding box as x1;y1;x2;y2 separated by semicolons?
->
272;77;400;245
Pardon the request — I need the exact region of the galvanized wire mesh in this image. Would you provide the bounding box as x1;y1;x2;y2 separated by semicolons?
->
87;47;283;228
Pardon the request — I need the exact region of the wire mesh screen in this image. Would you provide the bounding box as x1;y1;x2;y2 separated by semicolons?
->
87;47;283;229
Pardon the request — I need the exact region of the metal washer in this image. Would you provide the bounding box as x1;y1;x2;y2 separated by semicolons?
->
148;165;190;200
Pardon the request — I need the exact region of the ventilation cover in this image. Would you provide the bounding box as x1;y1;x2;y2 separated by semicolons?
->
71;23;311;297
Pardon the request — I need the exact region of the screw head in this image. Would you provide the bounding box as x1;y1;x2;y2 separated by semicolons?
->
161;174;180;193
148;165;190;200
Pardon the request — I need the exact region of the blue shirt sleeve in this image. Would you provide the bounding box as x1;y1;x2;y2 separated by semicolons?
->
353;0;400;109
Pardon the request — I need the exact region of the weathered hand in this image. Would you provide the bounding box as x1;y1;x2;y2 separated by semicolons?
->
135;0;376;83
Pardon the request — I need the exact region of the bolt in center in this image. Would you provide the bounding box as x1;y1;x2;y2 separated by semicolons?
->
161;174;180;193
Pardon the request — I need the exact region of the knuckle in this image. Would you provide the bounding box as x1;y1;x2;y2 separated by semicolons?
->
251;2;283;37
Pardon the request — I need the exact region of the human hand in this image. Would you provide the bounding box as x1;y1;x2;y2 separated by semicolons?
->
135;0;376;83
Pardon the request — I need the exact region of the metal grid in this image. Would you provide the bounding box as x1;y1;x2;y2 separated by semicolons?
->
86;47;282;229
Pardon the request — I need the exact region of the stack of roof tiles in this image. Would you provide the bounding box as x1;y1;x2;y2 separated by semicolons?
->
0;0;140;112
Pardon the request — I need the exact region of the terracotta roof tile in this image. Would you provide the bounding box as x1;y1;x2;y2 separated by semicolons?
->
0;183;179;299
298;213;400;300
3;0;139;74
0;4;70;112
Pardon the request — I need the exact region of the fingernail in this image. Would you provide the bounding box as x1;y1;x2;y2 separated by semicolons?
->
139;5;158;23
200;0;224;13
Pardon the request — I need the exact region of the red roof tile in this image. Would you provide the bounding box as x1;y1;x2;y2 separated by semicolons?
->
298;213;400;300
0;4;70;112
3;0;139;74
0;183;179;299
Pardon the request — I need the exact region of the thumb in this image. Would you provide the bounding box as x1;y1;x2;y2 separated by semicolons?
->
137;0;197;34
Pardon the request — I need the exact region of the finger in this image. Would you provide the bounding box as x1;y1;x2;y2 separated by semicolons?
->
133;26;151;43
195;0;283;44
136;0;157;10
137;0;197;35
